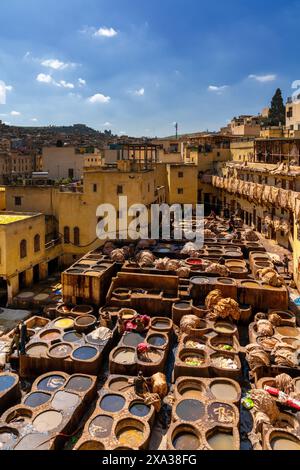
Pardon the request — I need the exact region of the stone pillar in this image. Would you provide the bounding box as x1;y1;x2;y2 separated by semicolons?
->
39;262;48;281
7;276;19;304
24;268;34;288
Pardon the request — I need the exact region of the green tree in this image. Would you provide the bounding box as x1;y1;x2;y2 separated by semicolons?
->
268;88;286;126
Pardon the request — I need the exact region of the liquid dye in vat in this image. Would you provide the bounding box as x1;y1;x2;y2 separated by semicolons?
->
173;432;200;450
210;383;238;401
215;324;235;334
50;344;73;358
147;335;166;347
37;375;66;391
114;349;135;363
180;388;203;400
139;349;162;363
109;378;129;391
123;332;145;347
33;410;63;433
271;437;300;450
129;403;150;417
0;375;15;392
100;395;125;412
152;321;169;329
89;415;114;438
175;400;205;421
52;391;80;410
207;432;234;450
73;346;97;360
63;331;82;343
78;441;104;450
27;344;48;357
117;428;144;447
208;403;235;424
24;392;51;408
40;330;61;341
65;376;93;392
54;318;74;329
276;326;299;337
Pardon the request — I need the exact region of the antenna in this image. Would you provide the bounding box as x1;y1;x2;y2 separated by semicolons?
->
175;122;178;139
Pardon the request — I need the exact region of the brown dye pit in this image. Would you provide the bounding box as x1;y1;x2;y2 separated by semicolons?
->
176;400;205;421
210;382;238;401
116;428;144;448
52;391;80;410
276;326;299;337
207;430;234;450
139;349;162;363
114;348;135;364
65;376;93;392
109;377;129;391
49;344;73;358
241;281;259;288
89;415;114;438
207;403;235;424
78;441;105;450
271;436;300;450
173;431;200;450
7;410;32;427
27;344;48;357
33;410;63;433
40;330;61;342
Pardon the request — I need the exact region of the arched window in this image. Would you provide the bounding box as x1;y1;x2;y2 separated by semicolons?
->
64;226;70;244
74;227;80;246
34;234;40;253
20;239;27;259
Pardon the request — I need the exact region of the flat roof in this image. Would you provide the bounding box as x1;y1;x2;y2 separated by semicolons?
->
0;211;42;225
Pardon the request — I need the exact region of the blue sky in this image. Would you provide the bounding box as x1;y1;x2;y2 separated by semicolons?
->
0;0;299;136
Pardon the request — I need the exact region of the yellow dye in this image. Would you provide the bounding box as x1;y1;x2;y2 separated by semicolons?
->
54;318;74;329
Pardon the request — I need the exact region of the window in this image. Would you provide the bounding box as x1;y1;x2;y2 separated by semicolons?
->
177;188;184;195
93;184;97;193
68;168;74;179
34;234;41;253
64;226;70;244
20;239;27;259
117;185;123;195
217;152;220;157
281;179;286;189
178;171;184;178
74;227;80;246
15;197;22;206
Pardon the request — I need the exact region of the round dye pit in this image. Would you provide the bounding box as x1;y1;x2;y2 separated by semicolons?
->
89;415;114;438
77;441;105;450
271;434;300;451
207;430;235;450
178;380;205;400
147;335;167;347
37;375;66;392
65;376;93;392
113;348;135;364
72;305;93;314
176;400;205;422
276;326;299;337
151;320;170;330
174;302;191;310
72;346;98;361
210;381;238;402
6;409;32;427
40;330;61;342
24;392;51;408
49;343;73;358
190;277;210;285
116;426;144;448
207;403;235;424
54;318;74;329
241;281;260;288
100;394;125;413
129;402;151;417
211;355;238;370
52;391;80;410
14;433;49;450
63;331;83;343
172;429;200;450
75;315;96;328
214;323;235;334
138;349;162;363
33;410;63;433
180;351;206;367
0;375;16;392
26;343;48;357
108;377;129;391
123;332;145;347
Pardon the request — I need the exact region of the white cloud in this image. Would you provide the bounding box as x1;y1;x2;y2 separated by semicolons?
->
78;78;86;87
31;118;38;122
248;74;277;83
208;85;228;93
103;121;112;126
5;85;13;92
41;59;69;70
0;81;13;104
36;74;74;89
11;111;21;116
88;93;111;104
134;87;145;96
94;27;118;37
36;73;53;84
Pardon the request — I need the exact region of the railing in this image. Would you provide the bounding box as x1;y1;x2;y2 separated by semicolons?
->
45;237;62;250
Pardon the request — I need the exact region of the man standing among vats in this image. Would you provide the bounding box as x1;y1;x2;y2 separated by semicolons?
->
19;321;29;355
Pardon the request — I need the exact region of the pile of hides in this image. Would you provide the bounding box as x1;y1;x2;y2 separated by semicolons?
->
244;230;259;242
88;327;113;343
154;258;181;271
205;290;223;310
257;320;274;337
205;263;229;277
273;344;298;368
151;373;168;399
180;242;201;257
110;247;129;263
136;250;155;267
250;389;280;432
275;373;294;395
245;344;271;369
257;268;284;287
180;315;202;334
211;298;241;321
268;313;282;327
176;266;191;278
204;229;216;238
